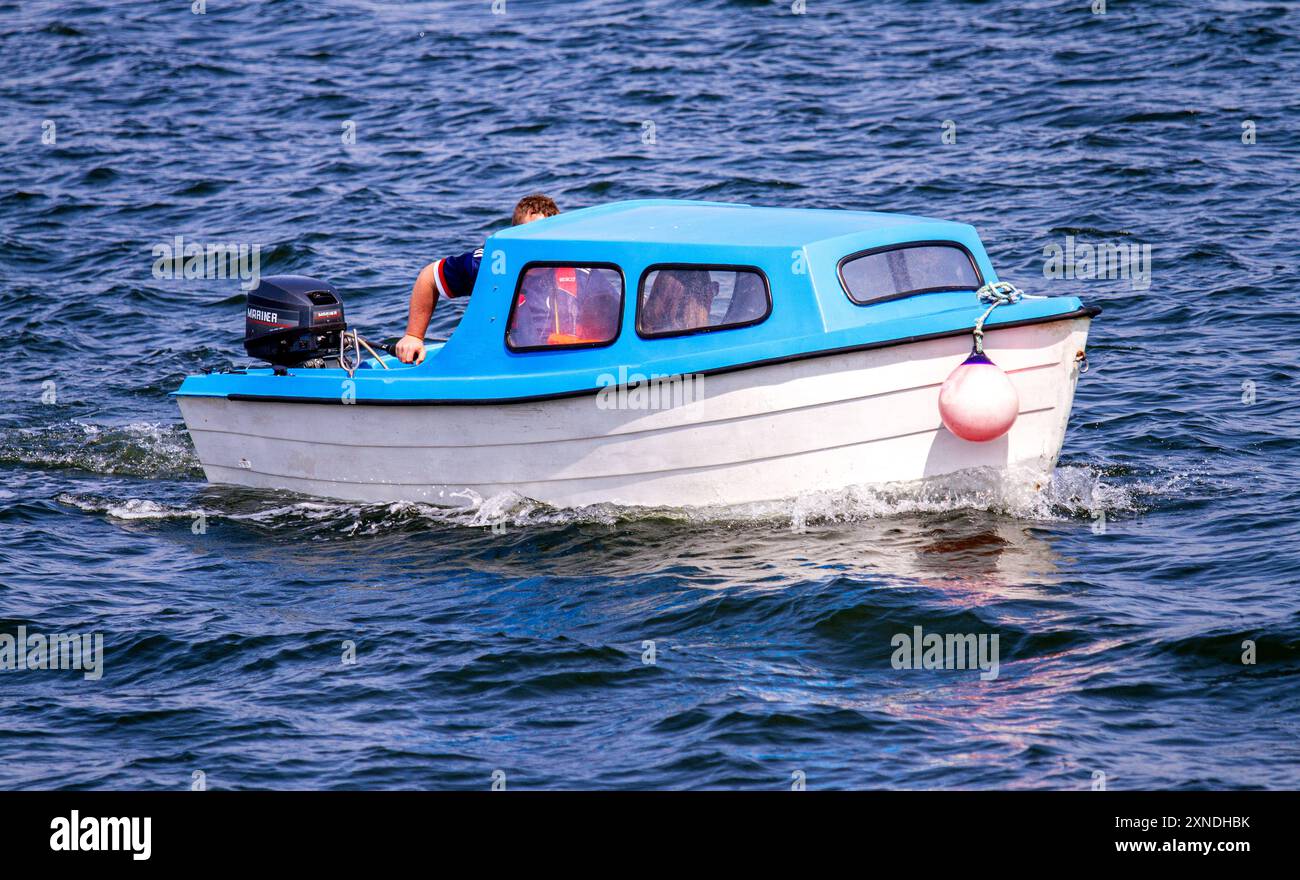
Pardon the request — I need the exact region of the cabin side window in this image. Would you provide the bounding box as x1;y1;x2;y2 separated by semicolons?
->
636;265;771;338
506;263;624;350
839;243;983;305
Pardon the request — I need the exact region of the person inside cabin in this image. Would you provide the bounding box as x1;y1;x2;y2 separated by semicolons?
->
395;193;561;364
640;268;717;335
509;264;620;348
685;271;719;328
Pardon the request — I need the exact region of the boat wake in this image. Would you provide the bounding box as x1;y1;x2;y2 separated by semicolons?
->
0;420;201;479
9;417;1182;532
53;462;1182;534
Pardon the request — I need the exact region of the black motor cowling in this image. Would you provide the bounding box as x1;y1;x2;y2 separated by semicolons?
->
244;275;346;367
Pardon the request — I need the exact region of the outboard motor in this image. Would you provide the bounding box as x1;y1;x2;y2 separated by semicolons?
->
244;275;347;367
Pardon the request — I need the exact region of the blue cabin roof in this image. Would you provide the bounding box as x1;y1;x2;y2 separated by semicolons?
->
496;199;946;248
176;199;1092;405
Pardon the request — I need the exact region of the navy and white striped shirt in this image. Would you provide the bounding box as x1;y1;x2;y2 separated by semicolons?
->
430;247;484;299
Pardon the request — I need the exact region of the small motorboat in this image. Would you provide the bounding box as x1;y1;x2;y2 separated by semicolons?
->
175;199;1098;508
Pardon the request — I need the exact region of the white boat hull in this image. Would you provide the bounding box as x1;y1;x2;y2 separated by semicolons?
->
178;317;1091;509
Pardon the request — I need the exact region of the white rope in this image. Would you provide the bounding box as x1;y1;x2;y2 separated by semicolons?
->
972;281;1041;354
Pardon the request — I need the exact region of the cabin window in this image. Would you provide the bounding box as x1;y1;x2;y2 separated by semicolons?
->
506;263;624;350
636;265;771;338
839;243;982;305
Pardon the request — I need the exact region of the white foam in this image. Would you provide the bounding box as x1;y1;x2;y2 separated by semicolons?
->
55;462;1181;533
2;420;200;478
57;493;205;521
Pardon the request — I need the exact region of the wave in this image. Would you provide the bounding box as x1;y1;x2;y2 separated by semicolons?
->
0;421;201;479
53;462;1180;534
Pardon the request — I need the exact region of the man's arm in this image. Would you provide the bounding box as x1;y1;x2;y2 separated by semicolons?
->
396;262;439;364
395;250;481;364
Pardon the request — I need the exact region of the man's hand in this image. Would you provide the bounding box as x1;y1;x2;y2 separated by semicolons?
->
395;334;426;365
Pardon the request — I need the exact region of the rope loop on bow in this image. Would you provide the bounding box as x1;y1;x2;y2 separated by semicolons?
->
972;281;1025;354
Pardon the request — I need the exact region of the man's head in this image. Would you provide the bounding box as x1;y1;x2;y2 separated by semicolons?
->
513;194;560;226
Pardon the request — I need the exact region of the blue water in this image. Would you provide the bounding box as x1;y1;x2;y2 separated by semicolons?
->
2;0;1298;790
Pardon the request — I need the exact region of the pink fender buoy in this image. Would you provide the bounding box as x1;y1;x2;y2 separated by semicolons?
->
938;350;1019;442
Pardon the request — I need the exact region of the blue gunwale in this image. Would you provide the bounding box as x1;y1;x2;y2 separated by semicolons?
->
175;200;1093;405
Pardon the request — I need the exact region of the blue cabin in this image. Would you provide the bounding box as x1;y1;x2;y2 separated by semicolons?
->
176;199;1092;404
